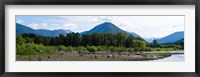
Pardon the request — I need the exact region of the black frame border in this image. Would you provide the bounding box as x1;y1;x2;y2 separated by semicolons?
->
0;0;199;77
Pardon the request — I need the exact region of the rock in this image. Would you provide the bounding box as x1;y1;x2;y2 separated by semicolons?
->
58;50;66;55
136;52;141;55
153;56;157;58
71;51;79;54
107;55;112;58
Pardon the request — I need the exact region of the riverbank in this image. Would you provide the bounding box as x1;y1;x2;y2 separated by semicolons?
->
16;51;183;61
151;54;184;62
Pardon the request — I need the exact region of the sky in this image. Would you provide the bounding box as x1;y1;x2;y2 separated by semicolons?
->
16;16;184;38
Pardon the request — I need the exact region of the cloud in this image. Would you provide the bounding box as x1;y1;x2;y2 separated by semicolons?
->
21;16;184;38
88;18;100;23
88;16;115;23
16;19;24;24
62;24;78;31
98;16;113;21
27;23;78;31
27;23;48;30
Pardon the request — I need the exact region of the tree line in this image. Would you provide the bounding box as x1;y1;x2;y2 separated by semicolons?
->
17;32;184;52
17;32;147;48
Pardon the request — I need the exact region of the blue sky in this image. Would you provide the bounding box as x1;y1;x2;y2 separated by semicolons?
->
16;16;184;38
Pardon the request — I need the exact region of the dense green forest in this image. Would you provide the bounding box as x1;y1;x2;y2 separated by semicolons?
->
16;32;184;55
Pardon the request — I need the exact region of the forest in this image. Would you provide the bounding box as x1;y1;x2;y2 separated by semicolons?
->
16;32;184;55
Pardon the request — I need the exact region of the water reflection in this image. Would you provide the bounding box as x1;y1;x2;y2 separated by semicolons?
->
151;54;184;62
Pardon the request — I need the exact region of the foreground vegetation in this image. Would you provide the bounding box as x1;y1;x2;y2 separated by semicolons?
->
17;43;179;55
16;32;184;61
17;53;171;61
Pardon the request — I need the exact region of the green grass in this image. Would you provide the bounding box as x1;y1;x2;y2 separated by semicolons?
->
17;43;180;56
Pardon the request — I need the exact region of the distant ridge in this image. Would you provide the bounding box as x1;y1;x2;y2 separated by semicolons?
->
156;31;184;44
16;22;183;44
16;23;71;36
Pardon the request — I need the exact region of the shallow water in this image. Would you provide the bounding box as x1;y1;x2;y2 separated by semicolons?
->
151;54;184;62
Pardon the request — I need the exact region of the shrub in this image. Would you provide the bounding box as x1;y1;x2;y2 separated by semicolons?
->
76;46;87;53
96;46;103;51
87;46;97;52
127;48;134;52
58;45;66;51
108;46;116;52
65;46;74;52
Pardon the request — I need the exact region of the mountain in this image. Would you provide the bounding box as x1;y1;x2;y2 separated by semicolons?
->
16;23;71;36
36;29;71;36
16;23;36;34
156;31;184;44
82;22;126;34
17;22;140;37
81;22;140;37
144;37;160;43
127;32;141;38
174;38;184;44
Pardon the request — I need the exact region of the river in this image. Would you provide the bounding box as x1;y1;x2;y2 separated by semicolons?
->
151;54;184;62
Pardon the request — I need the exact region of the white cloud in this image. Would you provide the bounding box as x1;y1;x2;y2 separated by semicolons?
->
16;19;24;24
28;23;58;30
88;18;100;23
22;16;184;38
27;23;79;31
27;23;40;29
86;16;184;38
98;16;113;21
62;24;78;31
88;16;116;24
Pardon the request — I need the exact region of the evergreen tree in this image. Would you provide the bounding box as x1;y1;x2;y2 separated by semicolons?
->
151;39;158;47
16;35;26;45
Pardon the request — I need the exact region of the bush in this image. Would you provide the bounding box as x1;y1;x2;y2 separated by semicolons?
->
127;48;134;52
76;46;87;53
44;46;57;54
65;46;74;52
96;46;103;51
17;43;40;55
58;45;66;51
108;46;116;52
87;46;97;52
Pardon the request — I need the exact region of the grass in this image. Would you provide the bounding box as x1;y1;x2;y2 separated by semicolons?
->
16;43;178;61
17;43;178;56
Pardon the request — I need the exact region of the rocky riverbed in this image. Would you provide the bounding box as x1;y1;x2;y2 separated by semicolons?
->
16;51;184;61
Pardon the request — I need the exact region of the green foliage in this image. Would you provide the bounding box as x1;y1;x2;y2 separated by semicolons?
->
16;42;62;55
76;46;87;53
150;39;159;47
116;32;127;47
86;46;97;52
17;32;145;48
58;45;67;51
16;35;26;45
65;46;74;52
132;39;146;49
108;46;116;51
125;35;134;47
16;32;184;56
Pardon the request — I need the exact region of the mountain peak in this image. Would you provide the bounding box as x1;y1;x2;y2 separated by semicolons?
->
99;22;116;27
81;22;140;38
102;22;113;24
82;22;126;34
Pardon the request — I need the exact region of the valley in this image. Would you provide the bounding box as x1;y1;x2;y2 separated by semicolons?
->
16;22;184;61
